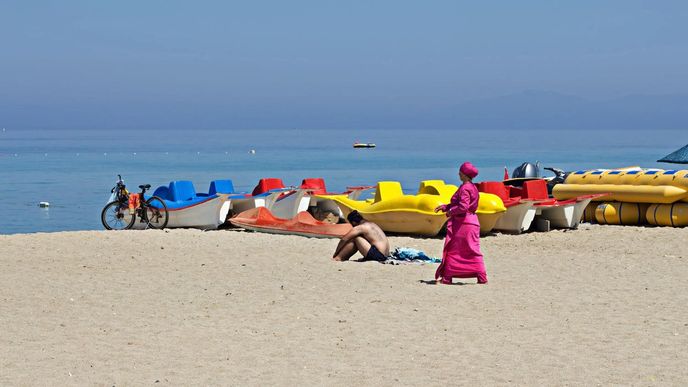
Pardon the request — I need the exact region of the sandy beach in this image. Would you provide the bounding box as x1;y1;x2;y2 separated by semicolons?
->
1;225;687;385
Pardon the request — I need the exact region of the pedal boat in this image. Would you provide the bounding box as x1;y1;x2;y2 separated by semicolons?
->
477;181;538;234
317;180;506;236
146;180;241;229
229;207;352;238
224;178;310;220
224;178;375;224
416;180;505;234
506;179;599;230
298;178;377;222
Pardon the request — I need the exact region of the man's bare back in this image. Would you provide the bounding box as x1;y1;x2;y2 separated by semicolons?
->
332;211;390;262
352;222;389;256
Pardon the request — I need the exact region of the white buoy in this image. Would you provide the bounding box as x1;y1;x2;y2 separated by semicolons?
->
249;149;256;154
39;202;50;208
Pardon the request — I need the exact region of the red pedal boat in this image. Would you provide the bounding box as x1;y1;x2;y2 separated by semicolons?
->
478;179;600;233
229;207;352;238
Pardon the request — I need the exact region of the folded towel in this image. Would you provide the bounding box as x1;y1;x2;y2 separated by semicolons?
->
384;247;441;265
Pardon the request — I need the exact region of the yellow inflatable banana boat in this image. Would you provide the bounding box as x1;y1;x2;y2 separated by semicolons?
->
594;202;650;226
318;180;506;236
554;169;688;204
646;203;688;227
582;200;688;228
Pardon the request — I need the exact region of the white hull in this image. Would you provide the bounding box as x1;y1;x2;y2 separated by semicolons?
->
229;197;263;215
271;191;310;219
536;198;593;229
132;195;228;230
227;190;337;221
226;190;310;219
493;202;537;234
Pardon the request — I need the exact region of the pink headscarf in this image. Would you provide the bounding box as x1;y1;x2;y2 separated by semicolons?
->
460;162;479;179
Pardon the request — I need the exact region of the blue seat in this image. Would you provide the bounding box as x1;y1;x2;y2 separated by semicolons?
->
170;181;197;201
150;180;217;210
151;180;246;211
209;180;235;195
152;185;171;200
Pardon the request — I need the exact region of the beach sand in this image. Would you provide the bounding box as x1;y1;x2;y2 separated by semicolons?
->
1;225;687;385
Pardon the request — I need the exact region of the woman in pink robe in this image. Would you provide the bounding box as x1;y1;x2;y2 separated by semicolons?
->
434;162;488;284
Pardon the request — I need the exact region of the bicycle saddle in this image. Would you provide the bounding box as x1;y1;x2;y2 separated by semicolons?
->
139;184;151;190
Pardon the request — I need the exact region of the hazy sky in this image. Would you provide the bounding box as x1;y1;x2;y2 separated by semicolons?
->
1;1;687;129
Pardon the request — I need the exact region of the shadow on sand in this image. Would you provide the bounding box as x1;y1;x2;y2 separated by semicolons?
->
418;279;475;286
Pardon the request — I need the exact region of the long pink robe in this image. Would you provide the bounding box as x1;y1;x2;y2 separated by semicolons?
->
435;181;488;284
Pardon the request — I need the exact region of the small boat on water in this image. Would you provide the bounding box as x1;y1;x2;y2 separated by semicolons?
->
353;142;376;148
229;207;352;238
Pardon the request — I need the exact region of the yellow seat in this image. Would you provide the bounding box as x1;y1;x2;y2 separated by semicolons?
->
417;180;445;196
374;181;404;203
417;180;458;201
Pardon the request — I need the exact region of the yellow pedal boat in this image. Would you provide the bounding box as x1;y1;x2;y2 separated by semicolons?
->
317;180;506;236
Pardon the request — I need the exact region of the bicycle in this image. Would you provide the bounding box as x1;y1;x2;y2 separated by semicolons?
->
101;175;169;230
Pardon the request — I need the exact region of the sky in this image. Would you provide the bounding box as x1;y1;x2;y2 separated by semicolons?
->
1;0;687;129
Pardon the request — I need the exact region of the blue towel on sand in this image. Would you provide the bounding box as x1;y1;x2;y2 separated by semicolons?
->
384;247;441;265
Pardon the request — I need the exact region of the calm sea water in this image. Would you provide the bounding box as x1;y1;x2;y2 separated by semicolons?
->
1;128;684;234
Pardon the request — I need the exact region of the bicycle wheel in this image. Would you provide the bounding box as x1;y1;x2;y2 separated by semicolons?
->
144;196;169;229
101;201;135;230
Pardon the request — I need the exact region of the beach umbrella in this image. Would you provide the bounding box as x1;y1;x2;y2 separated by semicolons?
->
657;144;688;164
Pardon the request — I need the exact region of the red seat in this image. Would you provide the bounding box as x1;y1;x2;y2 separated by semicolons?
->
507;185;523;198
477;181;521;207
476;182;509;201
252;178;285;196
521;179;549;200
300;178;327;195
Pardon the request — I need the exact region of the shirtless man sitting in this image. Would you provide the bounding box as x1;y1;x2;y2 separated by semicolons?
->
332;210;390;262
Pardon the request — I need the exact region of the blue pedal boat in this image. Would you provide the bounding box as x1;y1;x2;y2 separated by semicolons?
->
141;180;246;229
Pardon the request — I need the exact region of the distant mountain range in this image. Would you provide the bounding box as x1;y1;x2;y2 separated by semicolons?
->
2;90;687;130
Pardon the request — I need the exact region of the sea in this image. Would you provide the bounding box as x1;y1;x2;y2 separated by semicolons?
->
1;128;684;234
